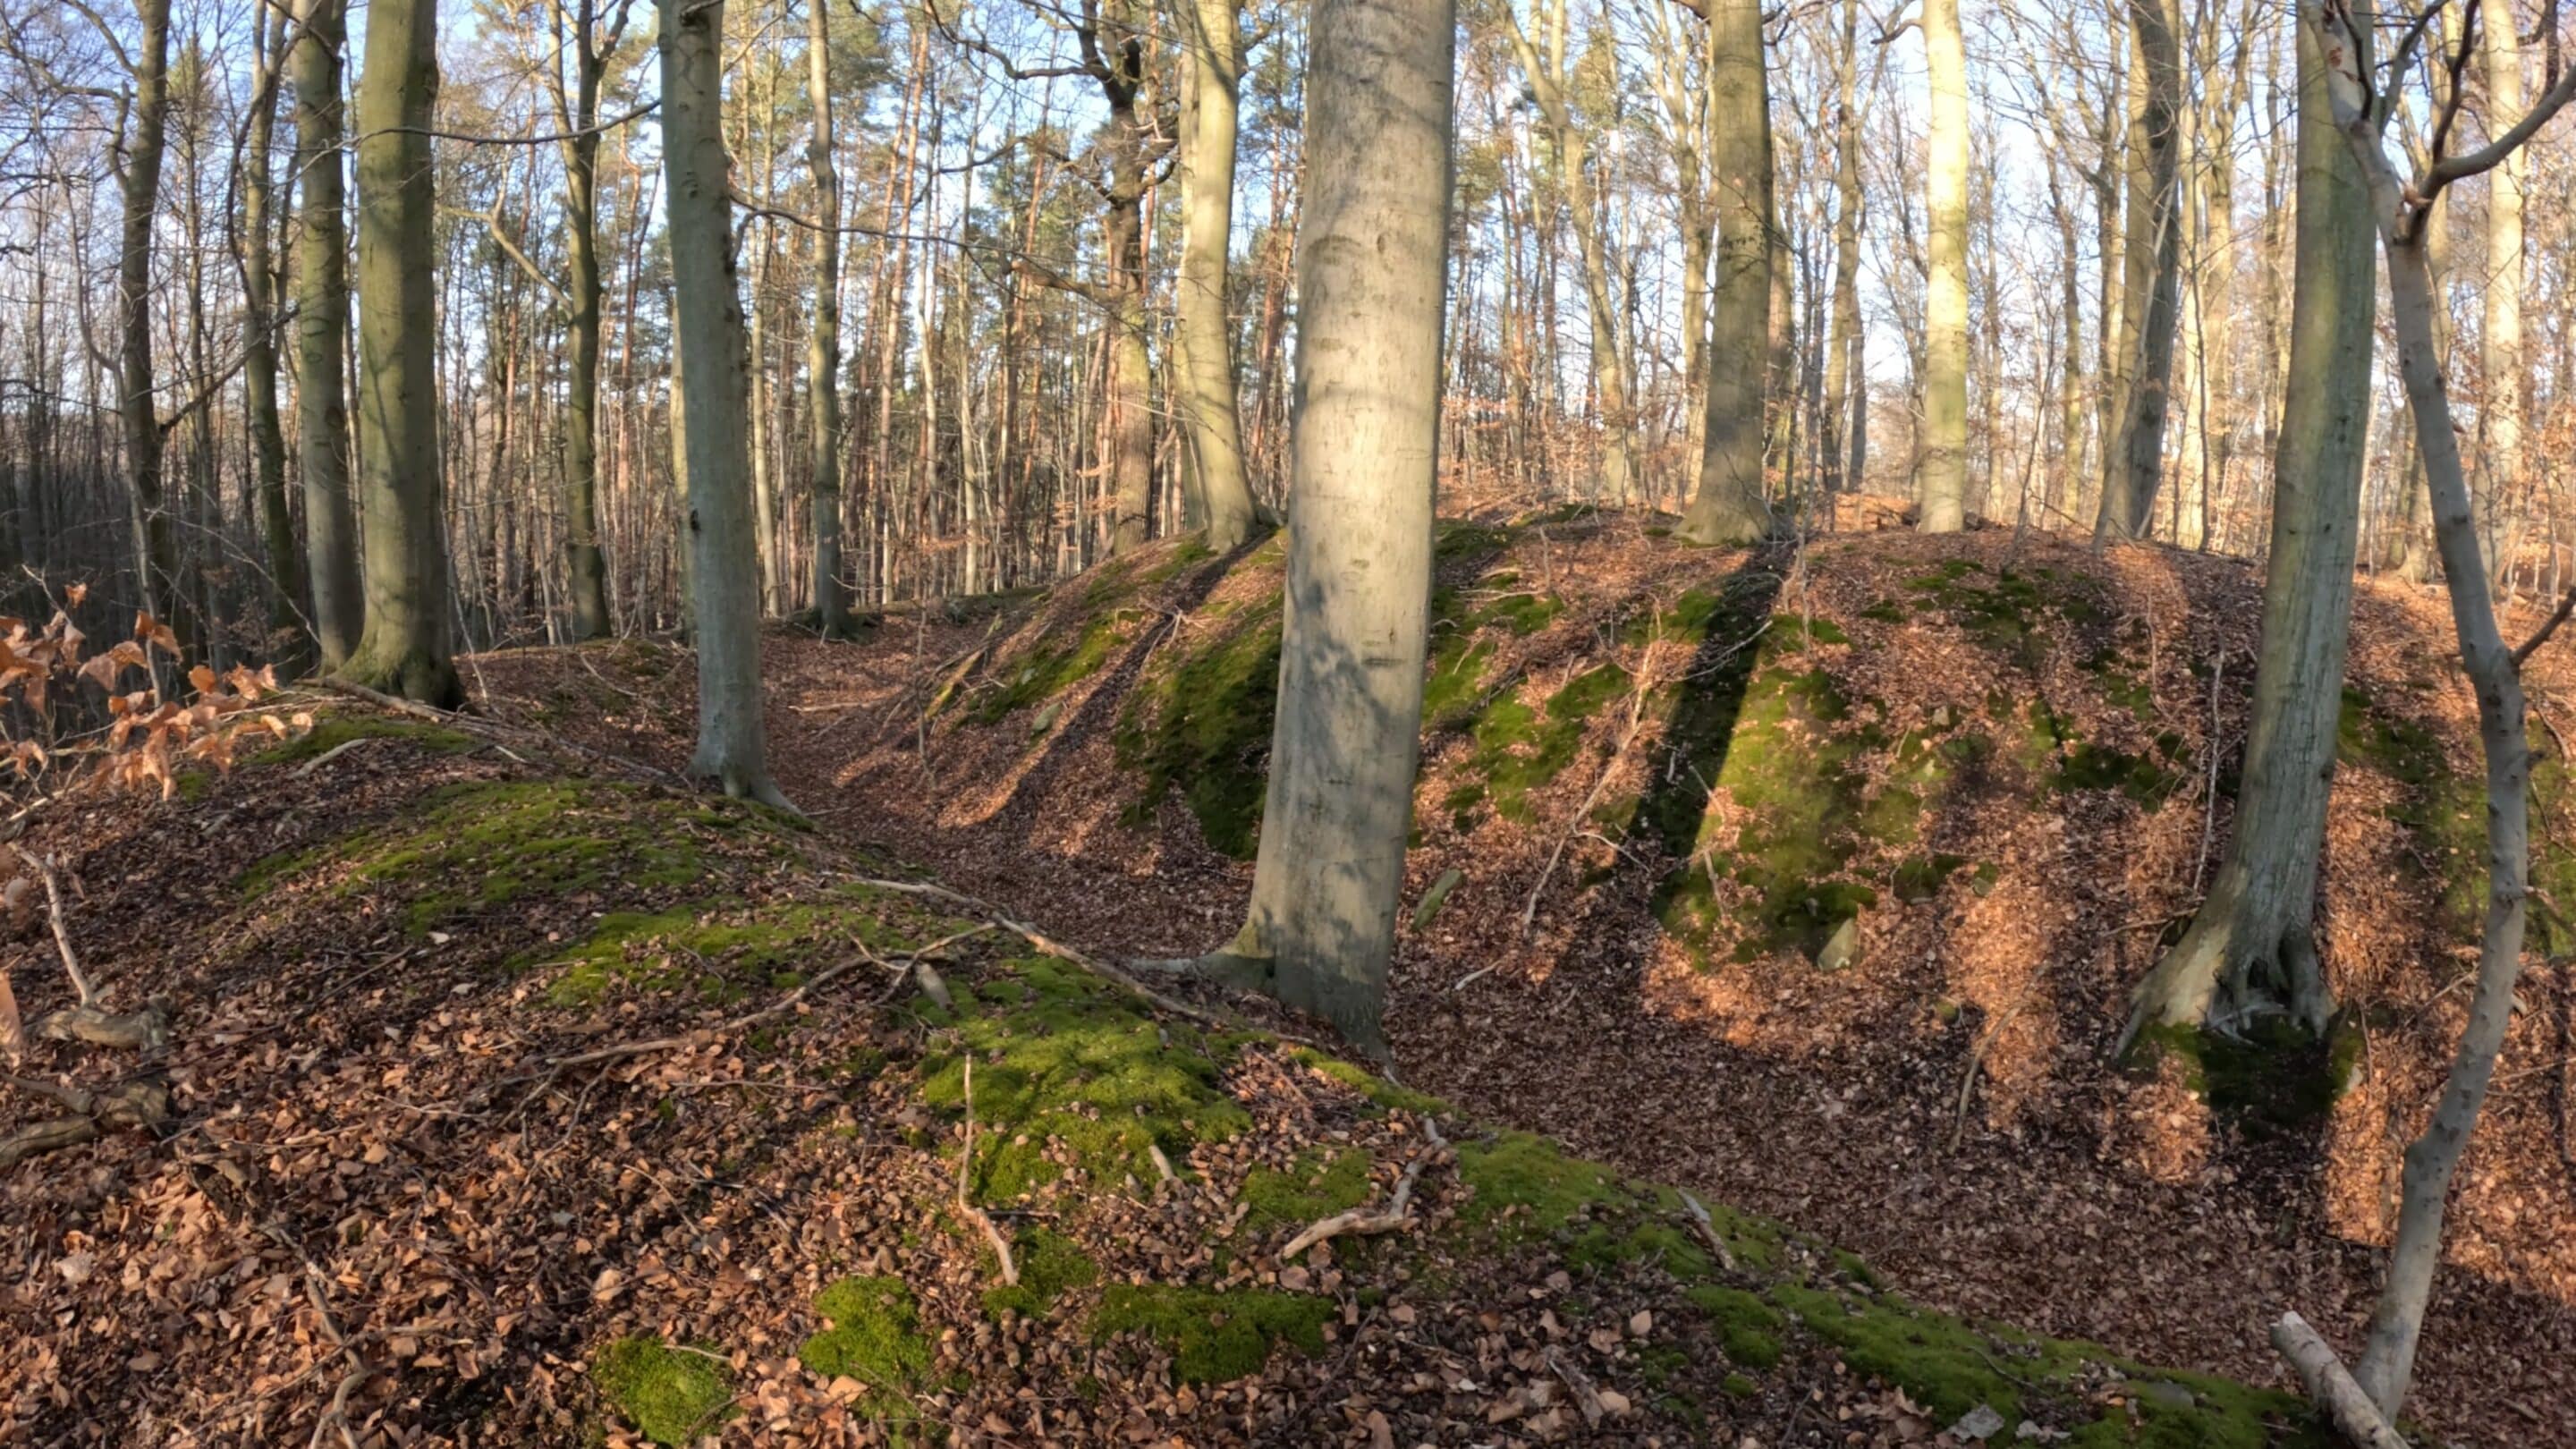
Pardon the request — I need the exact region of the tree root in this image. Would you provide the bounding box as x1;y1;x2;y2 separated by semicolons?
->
36;1002;171;1052
0;1076;168;1169
955;1057;1018;1286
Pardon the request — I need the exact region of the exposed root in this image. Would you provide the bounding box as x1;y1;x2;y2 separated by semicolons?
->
36;1002;171;1052
0;1075;169;1169
956;1058;1018;1286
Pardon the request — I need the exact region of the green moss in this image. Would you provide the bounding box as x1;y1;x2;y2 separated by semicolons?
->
1722;1371;1760;1398
970;613;1128;724
1692;665;1884;963
2056;741;2181;804
1455;1130;1625;1231
594;1335;736;1445
1771;1284;2037;1424
1288;1049;1447;1115
1684;1286;1785;1369
982;1228;1099;1318
252;714;476;766
1906;559;2111;669
540;891;941;1007
919;957;1250;1202
1091;1284;1332;1384
239;780;733;931
1241;1148;1374;1238
1768;613;1850;648
1114;593;1283;859
1457;663;1631;824
801;1276;936;1399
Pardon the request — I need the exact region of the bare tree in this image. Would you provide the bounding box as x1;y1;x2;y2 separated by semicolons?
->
1675;0;1772;545
291;0;364;668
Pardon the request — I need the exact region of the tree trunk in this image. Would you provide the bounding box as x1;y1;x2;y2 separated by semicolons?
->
1176;0;1259;550
291;0;363;668
1916;0;1969;533
1204;0;1454;1056
2095;0;2183;542
340;0;461;706
662;0;789;806
806;0;857;635
2124;13;2373;1044
1820;0;1864;496
2479;7;2526;595
1676;0;1771;545
242;3;310;665
116;0;186;654
557;0;617;640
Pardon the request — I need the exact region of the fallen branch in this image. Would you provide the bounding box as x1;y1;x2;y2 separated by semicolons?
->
0;1075;169;1169
1677;1191;1739;1273
2270;1312;2408;1449
35;1001;170;1052
11;844;97;1005
293;736;377;777
1947;995;2037;1153
1278;1117;1448;1260
1544;1346;1609;1428
956;1058;1019;1286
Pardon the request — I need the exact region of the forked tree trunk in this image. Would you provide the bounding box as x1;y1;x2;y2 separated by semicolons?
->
663;0;790;807
1176;0;1260;550
341;0;462;706
291;0;363;668
1675;0;1770;546
807;0;859;634
1915;0;1969;533
2124;13;2374;1045
2301;1;2576;1420
1195;0;1455;1056
2095;0;2183;543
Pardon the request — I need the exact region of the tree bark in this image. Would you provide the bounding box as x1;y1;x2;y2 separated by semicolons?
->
2124;13;2374;1045
242;2;310;664
1675;0;1770;545
1209;0;1454;1056
662;0;790;806
1176;0;1260;550
554;0;623;640
806;0;858;634
2095;0;2183;542
1820;0;1865;496
115;0;186;655
340;0;462;706
1915;0;1969;533
291;0;364;668
2478;5;2526;594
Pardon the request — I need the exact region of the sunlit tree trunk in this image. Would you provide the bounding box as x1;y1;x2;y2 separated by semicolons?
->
2095;0;2183;542
1820;0;1865;496
663;0;790;805
341;0;462;705
2124;13;2373;1043
1176;0;1260;549
1187;0;1455;1055
806;0;858;634
1676;0;1771;545
2479;6;2527;593
292;0;363;668
551;0;625;640
1916;0;1969;533
115;0;185;654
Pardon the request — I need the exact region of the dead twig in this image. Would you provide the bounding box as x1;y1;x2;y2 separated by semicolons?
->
1677;1191;1739;1273
956;1058;1019;1285
1279;1118;1448;1259
10;844;96;1005
1948;995;2038;1153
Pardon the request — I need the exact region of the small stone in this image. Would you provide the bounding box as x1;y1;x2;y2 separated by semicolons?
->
1813;917;1860;972
1949;1403;2006;1441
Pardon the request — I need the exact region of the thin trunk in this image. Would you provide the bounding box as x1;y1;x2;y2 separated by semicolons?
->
554;0;620;640
2096;0;2185;542
806;0;856;634
1916;0;1969;532
2479;7;2527;593
1821;0;1864;495
117;0;185;653
242;3;309;663
292;0;360;666
1177;0;1259;549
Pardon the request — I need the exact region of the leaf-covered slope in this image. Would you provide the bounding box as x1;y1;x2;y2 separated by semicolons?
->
0;708;2333;1445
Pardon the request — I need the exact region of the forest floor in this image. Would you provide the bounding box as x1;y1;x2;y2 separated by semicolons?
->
459;504;2576;1445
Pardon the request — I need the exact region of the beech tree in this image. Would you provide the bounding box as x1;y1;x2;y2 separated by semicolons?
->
342;0;462;706
1674;0;1771;546
2125;5;2376;1044
290;0;363;669
2094;0;2184;541
1175;0;1261;549
1159;0;1457;1055
1915;0;1969;533
664;0;792;807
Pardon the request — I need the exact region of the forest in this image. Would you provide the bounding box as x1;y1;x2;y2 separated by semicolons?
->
2;0;2575;1444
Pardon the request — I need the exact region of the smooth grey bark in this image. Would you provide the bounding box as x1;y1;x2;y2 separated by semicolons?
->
2094;0;2183;542
1201;0;1455;1057
1820;0;1865;495
340;0;461;706
805;0;859;635
291;0;363;668
1175;0;1260;550
663;0;791;807
241;1;309;663
2124;13;2375;1044
1915;0;1968;533
2303;2;2576;1420
1675;0;1771;545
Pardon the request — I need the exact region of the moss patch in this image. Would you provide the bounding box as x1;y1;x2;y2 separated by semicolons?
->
801;1275;937;1407
1091;1284;1332;1384
539;888;950;1007
251;714;476;766
1450;662;1631;826
982;1228;1100;1318
1241;1148;1375;1238
918;956;1250;1202
240;779;744;932
593;1335;735;1445
970;613;1129;724
1114;593;1283;859
1684;1285;1785;1369
2130;1018;2362;1137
